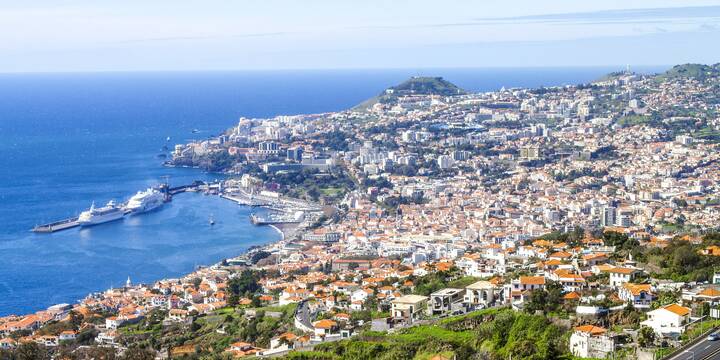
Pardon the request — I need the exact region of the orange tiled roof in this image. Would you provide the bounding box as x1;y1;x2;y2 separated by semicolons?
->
622;283;652;296
313;319;337;329
519;276;545;285
564;292;581;300
575;325;607;335
662;304;690;317
698;287;720;297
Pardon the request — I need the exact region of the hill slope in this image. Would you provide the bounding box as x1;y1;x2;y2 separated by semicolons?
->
355;76;465;110
658;63;720;81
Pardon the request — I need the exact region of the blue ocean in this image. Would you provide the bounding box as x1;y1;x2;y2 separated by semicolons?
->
0;67;666;316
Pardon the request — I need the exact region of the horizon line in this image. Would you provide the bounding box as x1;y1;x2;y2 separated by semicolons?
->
0;64;676;75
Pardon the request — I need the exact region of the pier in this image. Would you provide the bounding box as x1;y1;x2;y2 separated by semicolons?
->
31;217;80;233
31;181;205;233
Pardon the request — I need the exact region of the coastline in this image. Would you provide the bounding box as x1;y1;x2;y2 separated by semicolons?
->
1;192;284;317
268;222;300;242
269;224;285;241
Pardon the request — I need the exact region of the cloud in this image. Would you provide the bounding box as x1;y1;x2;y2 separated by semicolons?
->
699;23;718;31
474;6;720;24
106;32;288;45
350;5;720;32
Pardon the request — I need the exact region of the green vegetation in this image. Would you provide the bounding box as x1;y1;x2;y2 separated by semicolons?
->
658;63;720;82
387;77;466;97
355;77;465;110
524;281;565;315
281;308;571;360
273;168;356;203
610;232;720;282
409;267;467;296
616;114;653;127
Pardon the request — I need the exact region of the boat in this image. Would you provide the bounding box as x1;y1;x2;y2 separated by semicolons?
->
209;214;215;226
192;129;200;134
78;201;124;226
126;188;166;214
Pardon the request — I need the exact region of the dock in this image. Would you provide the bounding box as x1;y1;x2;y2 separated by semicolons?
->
250;212;303;225
32;217;80;233
31;181;205;233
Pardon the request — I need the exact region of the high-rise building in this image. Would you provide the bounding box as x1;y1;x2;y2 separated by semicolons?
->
286;147;304;162
437;155;454;169
601;206;617;227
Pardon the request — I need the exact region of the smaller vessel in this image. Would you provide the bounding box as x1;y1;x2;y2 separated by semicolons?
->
78;201;124;226
192;129;200;134
126;188;166;214
209;214;215;226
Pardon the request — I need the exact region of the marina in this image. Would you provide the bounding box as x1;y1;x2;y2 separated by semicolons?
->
30;181;322;234
249;211;304;225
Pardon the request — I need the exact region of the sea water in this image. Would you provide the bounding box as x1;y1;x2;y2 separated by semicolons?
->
0;66;666;316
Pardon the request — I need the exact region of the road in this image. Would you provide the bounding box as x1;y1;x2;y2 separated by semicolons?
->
667;336;720;360
295;300;314;330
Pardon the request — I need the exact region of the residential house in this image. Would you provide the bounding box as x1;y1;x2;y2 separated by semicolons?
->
464;280;497;309
391;295;428;324
569;325;615;359
312;319;338;338
428;288;465;316
58;330;77;342
640;303;691;338
618;283;655;309
607;267;640;288
0;338;16;350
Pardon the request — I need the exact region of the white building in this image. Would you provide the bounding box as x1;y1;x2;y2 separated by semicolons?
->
640;303;691;338
464;280;497;308
391;295;428;324
570;325;615;359
428;288;465;316
437;155;454;169
608;267;639;288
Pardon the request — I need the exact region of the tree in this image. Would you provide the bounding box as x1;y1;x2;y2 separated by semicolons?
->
228;293;240;307
250;251;271;264
13;343;50;360
121;346;155;360
638;326;656;348
80;346;118;360
228;270;261;297
525;281;563;314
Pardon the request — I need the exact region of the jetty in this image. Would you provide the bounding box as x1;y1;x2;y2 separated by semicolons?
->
31;217;80;233
31;181;205;233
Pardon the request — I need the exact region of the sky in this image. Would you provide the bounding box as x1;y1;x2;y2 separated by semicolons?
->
2;0;720;72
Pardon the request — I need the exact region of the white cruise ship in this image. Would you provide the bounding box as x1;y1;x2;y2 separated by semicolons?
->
78;200;124;226
125;188;165;214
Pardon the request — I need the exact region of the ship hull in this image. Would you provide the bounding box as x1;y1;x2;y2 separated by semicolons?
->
127;200;164;215
78;211;124;227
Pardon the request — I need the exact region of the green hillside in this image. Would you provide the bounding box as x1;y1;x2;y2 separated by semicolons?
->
388;76;465;97
354;77;465;110
658;63;720;81
281;308;571;360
